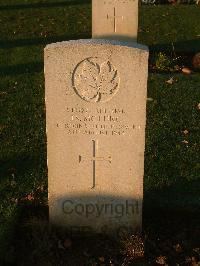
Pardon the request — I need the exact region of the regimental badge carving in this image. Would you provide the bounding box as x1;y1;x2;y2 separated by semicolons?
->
72;57;120;103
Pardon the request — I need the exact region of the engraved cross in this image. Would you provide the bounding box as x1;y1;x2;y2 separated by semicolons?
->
79;140;112;189
107;7;124;33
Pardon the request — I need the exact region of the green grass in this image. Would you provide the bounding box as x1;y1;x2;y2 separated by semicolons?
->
145;73;200;208
0;1;200;264
139;5;200;52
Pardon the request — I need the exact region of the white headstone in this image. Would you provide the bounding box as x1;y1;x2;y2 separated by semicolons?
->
92;0;138;41
45;39;148;236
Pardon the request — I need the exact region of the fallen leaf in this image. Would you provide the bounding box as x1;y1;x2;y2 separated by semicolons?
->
185;257;192;263
0;91;7;96
156;255;167;265
10;198;18;203
166;77;175;85
182;67;192;75
147;98;154;102
58;240;65;250
0;125;6;131
10;180;17;187
174;243;182;253
63;238;72;249
36;185;44;192
197;103;200;110
192;53;200;69
193;248;200;255
191;256;198;266
99;257;105;262
182;140;189;144
183;129;189;135
26;193;34;201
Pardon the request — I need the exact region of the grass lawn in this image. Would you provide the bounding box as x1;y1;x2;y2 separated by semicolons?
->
0;1;200;265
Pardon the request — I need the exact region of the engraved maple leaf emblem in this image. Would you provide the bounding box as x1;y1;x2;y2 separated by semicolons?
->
73;58;120;102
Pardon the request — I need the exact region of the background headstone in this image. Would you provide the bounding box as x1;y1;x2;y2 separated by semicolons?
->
92;0;138;41
45;40;148;235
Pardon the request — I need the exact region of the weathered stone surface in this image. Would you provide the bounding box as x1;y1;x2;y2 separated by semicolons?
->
92;0;138;41
45;39;148;236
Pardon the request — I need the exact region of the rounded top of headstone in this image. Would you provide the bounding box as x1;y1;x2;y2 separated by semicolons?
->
45;39;149;53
